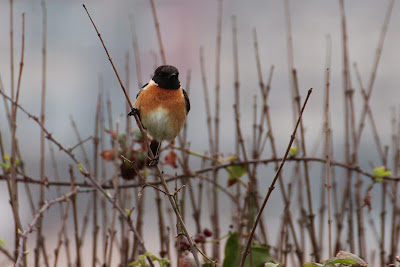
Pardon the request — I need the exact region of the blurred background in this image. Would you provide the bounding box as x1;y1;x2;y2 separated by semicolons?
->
0;0;399;266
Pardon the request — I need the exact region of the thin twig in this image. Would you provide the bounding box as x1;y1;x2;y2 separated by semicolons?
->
292;70;320;261
38;2;50;264
0;89;154;267
149;0;166;64
129;14;143;88
324;35;333;257
82;5;133;109
356;0;395;142
239;89;313;266
3;154;399;190
10;11;25;263
15;188;80;267
199;47;214;154
83;5;207;265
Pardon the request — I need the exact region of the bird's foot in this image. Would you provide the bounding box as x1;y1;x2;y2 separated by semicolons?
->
149;156;159;167
128;108;139;117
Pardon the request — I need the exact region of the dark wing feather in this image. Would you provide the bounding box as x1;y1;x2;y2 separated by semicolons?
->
136;90;142;99
182;89;190;114
136;83;148;99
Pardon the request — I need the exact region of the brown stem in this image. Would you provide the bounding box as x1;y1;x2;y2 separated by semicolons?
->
129;14;143;88
239;89;313;267
83;5;207;265
292;70;320;261
15;188;80;267
199;47;214;154
335;0;354;253
91;85;102;267
10;11;25;263
324;36;333;257
356;0;394;142
149;0;166;64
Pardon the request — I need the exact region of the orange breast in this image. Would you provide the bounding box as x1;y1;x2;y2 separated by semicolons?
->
134;83;187;141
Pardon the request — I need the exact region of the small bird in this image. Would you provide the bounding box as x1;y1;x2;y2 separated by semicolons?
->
128;65;190;166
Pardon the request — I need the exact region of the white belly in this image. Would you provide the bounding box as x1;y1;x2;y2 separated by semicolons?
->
142;108;176;141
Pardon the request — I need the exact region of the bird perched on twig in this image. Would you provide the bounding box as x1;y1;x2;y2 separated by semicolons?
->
128;65;190;166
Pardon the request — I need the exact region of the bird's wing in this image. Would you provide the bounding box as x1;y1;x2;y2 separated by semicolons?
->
136;83;149;99
182;89;190;114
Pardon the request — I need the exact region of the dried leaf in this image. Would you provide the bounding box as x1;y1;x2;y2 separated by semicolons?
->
165;150;178;168
101;149;118;161
363;193;373;212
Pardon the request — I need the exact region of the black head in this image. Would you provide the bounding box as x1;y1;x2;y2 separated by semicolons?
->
152;65;180;90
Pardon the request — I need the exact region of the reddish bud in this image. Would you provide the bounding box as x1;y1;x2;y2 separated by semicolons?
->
203;228;212;237
194;233;205;244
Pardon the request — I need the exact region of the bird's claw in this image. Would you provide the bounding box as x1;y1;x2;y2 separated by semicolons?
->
128;108;139;117
149;157;159;167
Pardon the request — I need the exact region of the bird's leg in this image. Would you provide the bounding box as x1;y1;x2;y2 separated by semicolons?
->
149;140;162;166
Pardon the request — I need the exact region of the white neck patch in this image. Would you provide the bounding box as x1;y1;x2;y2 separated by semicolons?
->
149;79;158;86
142;79;158;90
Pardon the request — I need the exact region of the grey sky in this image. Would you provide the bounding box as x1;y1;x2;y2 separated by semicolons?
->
0;0;399;264
0;1;398;155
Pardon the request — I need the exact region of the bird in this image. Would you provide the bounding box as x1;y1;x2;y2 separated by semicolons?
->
128;65;190;166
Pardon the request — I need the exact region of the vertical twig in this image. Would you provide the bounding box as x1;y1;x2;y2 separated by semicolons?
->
149;0;166;64
9;10;24;263
389;109;399;264
36;5;48;263
120;51;131;266
292;70;320;261
92;83;102;267
70;116;92;172
129;14;143;88
212;0;223;260
335;0;354;253
155;174;168;258
232;16;240;156
262;67;302;263
232;15;243;236
324;35;333;258
214;0;223;155
49;144;72;267
233;103;268;246
9;0;14;99
199;47;214;153
284;0;298;127
69;166;82;267
107;120;121;267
